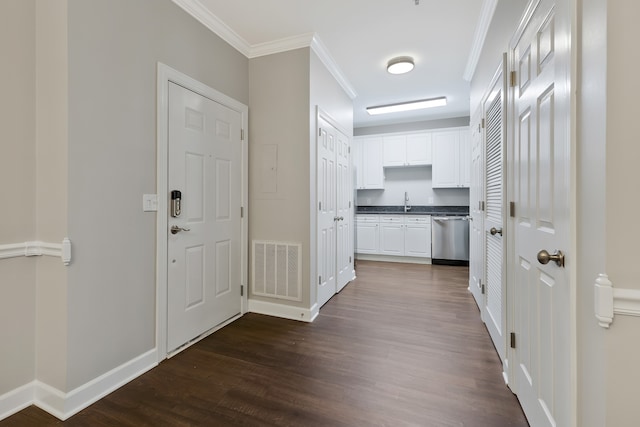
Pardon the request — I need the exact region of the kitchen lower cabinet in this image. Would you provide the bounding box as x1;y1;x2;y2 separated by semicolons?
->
379;216;405;255
404;216;431;258
355;215;379;254
357;214;431;259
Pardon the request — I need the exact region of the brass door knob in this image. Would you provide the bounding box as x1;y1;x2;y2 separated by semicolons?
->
537;249;565;267
490;227;503;236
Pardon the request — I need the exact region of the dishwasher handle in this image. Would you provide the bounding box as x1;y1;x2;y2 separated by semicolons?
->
432;216;470;221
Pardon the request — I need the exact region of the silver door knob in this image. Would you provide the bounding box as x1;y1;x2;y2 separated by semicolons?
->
490;227;503;236
537;249;565;267
170;225;191;235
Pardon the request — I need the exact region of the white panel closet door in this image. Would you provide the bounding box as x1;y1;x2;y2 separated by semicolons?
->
167;82;242;353
317;121;337;308
317;115;353;308
511;1;572;425
469;115;484;311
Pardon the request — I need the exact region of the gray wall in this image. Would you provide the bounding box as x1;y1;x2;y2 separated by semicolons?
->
65;0;248;390
602;1;640;425
248;48;311;307
0;0;37;396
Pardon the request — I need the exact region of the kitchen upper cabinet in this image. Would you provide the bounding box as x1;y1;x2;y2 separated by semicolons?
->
382;132;432;167
432;128;471;188
354;137;384;189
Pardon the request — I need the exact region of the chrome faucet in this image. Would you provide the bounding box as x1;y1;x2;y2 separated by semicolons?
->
404;191;411;212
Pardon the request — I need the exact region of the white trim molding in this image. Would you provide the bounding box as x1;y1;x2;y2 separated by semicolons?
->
463;0;498;81
170;0;357;100
0;349;156;422
248;299;319;323
594;273;640;328
0;238;71;265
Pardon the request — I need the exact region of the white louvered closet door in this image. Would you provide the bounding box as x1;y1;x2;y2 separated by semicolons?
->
483;56;507;363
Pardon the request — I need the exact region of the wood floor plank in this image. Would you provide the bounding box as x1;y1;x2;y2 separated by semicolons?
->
0;261;528;426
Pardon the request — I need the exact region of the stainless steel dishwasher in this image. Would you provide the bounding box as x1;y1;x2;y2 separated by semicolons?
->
431;216;470;265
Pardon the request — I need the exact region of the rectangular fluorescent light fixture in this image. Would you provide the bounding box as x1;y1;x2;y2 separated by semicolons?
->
366;97;447;115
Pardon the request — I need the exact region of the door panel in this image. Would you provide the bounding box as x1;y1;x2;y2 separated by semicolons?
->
317;122;337;307
336;130;352;291
483;58;507;363
167;82;242;353
469;115;484;310
510;2;571;425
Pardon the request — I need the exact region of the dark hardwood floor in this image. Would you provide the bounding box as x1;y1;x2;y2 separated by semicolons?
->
1;261;528;426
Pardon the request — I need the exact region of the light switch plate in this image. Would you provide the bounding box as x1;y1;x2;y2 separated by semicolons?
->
143;194;158;212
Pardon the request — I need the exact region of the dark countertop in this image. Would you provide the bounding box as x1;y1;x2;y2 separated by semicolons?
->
356;205;469;216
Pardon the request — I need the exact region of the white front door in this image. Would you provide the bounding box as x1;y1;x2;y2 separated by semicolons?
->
167;82;242;353
483;57;507;363
510;1;572;425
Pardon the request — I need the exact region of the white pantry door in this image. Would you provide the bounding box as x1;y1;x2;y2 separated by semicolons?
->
167;82;242;353
510;1;572;425
483;57;507;363
335;130;352;292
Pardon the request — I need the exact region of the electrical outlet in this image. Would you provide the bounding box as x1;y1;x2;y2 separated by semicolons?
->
428;197;434;205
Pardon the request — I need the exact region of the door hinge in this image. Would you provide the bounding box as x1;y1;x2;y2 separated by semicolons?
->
509;201;515;218
479;201;485;211
319;201;322;211
349;256;352;263
348;146;351;154
241;129;245;141
349;201;352;208
240;206;244;218
481;118;485;129
319;276;322;285
481;280;485;295
319;128;322;137
510;332;517;349
240;285;244;297
510;71;517;87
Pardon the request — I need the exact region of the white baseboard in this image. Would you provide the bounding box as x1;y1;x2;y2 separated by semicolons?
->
0;349;157;422
0;382;35;421
355;254;432;264
248;299;318;323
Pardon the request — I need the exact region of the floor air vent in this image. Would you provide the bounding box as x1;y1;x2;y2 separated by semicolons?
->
252;240;302;301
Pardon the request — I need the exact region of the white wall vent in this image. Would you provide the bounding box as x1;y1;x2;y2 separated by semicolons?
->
252;240;302;302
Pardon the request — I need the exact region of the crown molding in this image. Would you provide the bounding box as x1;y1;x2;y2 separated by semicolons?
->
172;0;251;57
463;0;498;82
172;1;358;100
310;35;358;100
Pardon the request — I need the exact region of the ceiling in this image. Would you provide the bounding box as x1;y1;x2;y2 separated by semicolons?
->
178;0;487;128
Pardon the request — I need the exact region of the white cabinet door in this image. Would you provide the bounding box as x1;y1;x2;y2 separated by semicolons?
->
379;217;404;256
459;130;471;188
432;130;460;188
355;217;379;254
360;137;384;189
404;216;431;258
382;135;406;166
432;129;470;188
406;133;431;165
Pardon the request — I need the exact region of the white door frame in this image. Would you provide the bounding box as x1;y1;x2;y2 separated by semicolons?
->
155;63;249;360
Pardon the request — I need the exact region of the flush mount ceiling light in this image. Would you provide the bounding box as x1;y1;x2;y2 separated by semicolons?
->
366;97;447;115
387;56;415;75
